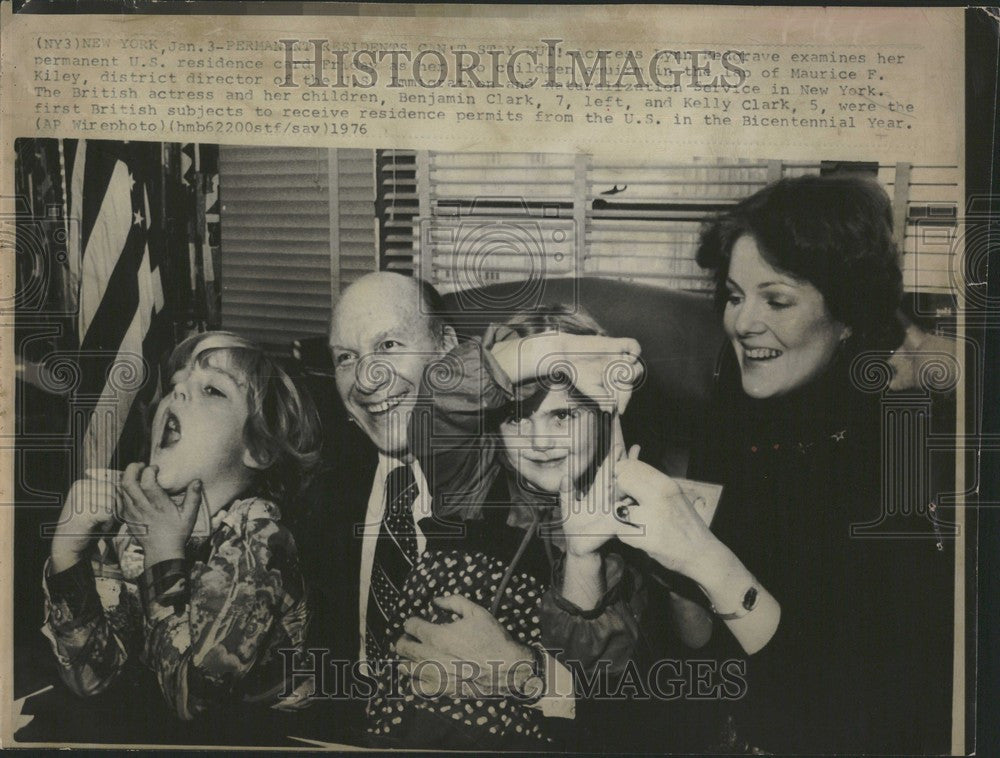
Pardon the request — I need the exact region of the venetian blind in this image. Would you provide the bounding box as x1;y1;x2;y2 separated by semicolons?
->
419;152;577;292
377;149;419;275
379;151;960;297
335;148;380;290
219;147;377;352
586;157;776;291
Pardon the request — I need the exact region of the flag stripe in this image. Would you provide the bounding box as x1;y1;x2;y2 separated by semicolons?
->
82;309;146;469
76;249;144;407
68;139;171;471
114;303;172;466
62;139;78;190
79;161;136;339
66;140;85;320
79;141;120;257
81;164;148;352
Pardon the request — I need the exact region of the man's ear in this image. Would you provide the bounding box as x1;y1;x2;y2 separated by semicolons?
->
242;447;269;471
441;324;458;352
840;324;853;342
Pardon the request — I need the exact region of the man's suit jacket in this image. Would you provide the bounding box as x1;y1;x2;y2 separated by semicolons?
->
284;387;378;744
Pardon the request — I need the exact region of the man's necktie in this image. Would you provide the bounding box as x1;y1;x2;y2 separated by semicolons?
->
365;465;419;662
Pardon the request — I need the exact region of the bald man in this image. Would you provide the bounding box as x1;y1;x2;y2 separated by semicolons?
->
330;273;457;459
293;273;576;743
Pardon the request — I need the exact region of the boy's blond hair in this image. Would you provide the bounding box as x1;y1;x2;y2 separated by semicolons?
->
163;331;321;501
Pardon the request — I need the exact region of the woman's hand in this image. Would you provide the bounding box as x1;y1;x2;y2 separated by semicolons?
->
120;463;203;567
51;471;124;573
608;453;781;654
613;461;781;654
612;458;719;582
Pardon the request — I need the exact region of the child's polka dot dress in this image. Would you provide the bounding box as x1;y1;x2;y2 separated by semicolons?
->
366;549;552;749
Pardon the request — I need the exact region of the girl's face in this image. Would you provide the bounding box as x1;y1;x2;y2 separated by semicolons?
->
499;388;599;494
149;339;258;494
723;235;851;399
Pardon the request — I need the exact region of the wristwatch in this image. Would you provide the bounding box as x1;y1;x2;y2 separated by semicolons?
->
711;583;760;620
511;644;547;704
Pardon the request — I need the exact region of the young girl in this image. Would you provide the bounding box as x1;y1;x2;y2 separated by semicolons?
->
43;331;321;723
365;306;712;749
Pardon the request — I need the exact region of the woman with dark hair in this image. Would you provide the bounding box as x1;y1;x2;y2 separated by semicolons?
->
682;174;954;752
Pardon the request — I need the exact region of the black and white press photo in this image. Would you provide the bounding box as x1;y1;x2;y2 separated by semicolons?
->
9;140;968;752
1;3;985;754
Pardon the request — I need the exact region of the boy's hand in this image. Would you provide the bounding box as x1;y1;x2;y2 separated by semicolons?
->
51;472;123;573
888;325;959;392
120;463;202;567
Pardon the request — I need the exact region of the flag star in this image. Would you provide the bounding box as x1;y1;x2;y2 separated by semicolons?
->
133;210;144;226
128;172;136;191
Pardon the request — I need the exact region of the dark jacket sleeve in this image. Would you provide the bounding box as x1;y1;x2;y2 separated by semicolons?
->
409;339;515;512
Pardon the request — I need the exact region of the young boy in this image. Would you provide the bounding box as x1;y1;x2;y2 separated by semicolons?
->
43;332;321;722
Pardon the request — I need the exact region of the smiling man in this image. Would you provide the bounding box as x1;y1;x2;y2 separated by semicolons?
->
310;273;578;735
329;272;457;458
324;273;457;679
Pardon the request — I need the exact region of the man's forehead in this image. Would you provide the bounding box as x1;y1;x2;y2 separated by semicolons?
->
330;289;429;347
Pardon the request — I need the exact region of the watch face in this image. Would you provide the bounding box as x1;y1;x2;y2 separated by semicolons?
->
743;586;759;611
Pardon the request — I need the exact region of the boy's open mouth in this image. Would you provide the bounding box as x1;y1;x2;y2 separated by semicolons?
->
159;410;182;449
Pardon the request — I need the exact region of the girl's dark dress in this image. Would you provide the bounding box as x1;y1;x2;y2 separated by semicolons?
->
691;347;955;754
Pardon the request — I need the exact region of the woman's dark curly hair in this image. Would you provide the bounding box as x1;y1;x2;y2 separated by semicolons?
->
696;174;904;353
161;331;322;503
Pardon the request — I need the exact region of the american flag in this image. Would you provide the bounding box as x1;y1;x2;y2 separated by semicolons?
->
180;142;220;326
65;139;173;470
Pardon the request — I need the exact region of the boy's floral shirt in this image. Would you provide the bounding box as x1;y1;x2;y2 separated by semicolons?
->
41;497;309;721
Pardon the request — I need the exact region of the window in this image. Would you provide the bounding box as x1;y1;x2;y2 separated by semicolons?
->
377;151;962;297
219;147;377;352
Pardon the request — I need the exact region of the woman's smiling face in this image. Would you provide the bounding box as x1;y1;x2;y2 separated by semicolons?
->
723;235;851;399
499;388;599;494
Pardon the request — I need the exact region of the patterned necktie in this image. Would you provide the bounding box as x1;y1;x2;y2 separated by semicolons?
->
365;465;419;662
